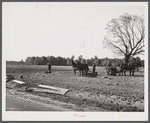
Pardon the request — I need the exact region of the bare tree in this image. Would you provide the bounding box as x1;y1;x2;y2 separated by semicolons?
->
104;13;144;64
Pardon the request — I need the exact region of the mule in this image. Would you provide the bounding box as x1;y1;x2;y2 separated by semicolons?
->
119;63;137;76
76;61;89;76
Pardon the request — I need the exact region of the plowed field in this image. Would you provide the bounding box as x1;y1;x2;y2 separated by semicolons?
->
6;65;144;112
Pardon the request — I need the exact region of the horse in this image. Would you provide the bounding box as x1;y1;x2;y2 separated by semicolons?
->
71;56;89;76
76;61;89;76
119;63;138;76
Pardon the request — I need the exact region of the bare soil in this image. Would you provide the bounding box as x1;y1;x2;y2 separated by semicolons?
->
6;65;144;112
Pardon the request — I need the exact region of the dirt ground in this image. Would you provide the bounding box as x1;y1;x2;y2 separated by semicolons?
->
6;65;144;112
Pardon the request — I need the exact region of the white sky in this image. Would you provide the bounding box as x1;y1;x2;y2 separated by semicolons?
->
3;2;145;61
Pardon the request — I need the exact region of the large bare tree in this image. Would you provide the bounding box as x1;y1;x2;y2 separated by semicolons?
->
104;13;144;64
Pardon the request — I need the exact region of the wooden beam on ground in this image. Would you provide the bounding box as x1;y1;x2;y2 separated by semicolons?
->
12;80;25;84
29;87;68;95
38;84;69;95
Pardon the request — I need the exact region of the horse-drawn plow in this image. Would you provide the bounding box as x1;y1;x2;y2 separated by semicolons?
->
105;66;120;76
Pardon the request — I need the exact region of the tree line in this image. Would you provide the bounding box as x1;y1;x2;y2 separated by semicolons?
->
6;55;144;67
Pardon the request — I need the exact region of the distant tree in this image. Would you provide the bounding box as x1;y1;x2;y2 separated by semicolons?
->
141;60;144;67
129;56;142;68
129;57;136;64
136;57;142;67
20;59;24;62
6;60;25;65
104;13;145;64
41;56;47;65
34;57;42;65
25;57;35;65
34;57;38;65
20;59;24;65
55;56;67;65
66;57;71;65
135;56;142;64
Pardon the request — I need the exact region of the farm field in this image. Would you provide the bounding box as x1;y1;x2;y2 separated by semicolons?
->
6;65;144;111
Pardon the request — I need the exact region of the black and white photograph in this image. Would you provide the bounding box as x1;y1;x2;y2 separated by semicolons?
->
2;2;148;121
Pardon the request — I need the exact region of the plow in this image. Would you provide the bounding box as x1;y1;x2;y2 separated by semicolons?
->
82;71;98;77
105;66;120;76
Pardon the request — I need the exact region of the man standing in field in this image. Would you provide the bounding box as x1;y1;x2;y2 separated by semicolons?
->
48;63;52;73
93;63;96;73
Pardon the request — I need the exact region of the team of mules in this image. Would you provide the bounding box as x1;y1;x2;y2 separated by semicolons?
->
71;57;89;76
71;55;141;76
119;62;141;76
71;56;140;76
119;63;135;76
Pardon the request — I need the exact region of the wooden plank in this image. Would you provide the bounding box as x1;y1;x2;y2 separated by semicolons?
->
38;84;68;92
29;88;67;95
12;80;25;84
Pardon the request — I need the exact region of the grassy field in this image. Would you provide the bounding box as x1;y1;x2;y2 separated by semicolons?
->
6;65;144;111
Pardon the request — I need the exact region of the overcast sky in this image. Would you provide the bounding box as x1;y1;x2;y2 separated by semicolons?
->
3;2;146;61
